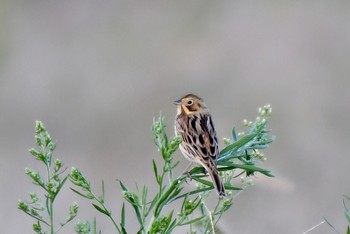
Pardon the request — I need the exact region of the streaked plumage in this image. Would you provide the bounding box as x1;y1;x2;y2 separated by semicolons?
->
174;94;226;197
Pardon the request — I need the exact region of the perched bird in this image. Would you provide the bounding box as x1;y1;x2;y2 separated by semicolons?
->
174;94;226;197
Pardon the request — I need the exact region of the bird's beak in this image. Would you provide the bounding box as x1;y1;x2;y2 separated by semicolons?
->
174;99;182;105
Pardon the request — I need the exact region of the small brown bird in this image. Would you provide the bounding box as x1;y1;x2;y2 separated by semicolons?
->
174;94;226;197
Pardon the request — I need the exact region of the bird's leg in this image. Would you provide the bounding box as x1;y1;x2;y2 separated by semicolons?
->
183;162;193;181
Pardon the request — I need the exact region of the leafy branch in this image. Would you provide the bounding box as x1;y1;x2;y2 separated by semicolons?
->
18;121;78;234
19;105;275;233
69;105;275;233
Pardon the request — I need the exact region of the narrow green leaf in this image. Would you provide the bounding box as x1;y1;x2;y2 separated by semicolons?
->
166;187;183;203
191;175;242;191
51;175;69;202
121;226;127;234
217;162;274;177
171;161;180;170
101;180;105;202
246;145;269;150
179;215;206;226
167;210;174;230
118;180;128;192
232;127;237;141
180;194;189;213
189;166;206;176
147;194;160;216
152;160;159;183
166;187;213;204
93;217;97;234
162;211;175;234
92;203;110;216
46;196;50;216
55;175;69;199
133;204;143;228
122;189;143;228
142;188;148;213
154;178;185;217
219;133;257;158
121;202;125;228
60;174;69;188
191;177;214;187
167;218;178;233
251;139;274;147
223;133;257;152
70;188;93;199
224;184;242;190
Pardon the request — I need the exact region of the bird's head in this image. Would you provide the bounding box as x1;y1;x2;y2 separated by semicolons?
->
174;94;207;115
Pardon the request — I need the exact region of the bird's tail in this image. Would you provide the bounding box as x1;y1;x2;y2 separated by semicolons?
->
204;161;226;198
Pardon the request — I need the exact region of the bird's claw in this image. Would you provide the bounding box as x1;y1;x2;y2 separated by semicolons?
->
183;170;193;182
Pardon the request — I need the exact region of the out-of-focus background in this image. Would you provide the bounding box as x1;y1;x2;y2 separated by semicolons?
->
1;1;350;233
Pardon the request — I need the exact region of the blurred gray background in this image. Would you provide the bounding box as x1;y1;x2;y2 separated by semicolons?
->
1;1;350;233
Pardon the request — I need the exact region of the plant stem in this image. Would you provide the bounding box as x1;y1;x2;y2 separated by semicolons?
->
50;197;54;234
147;175;186;232
45;159;55;234
166;161;174;184
201;199;215;234
92;191;121;233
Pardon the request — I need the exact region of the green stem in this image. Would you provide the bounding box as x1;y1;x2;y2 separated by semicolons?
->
149;174;186;233
146;216;155;234
50;197;54;234
155;176;185;215
91;191;121;233
141;203;146;234
213;199;224;227
166;161;174;183
45;160;55;234
201;200;214;234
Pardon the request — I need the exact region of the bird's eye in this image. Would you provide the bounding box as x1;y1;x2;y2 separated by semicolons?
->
187;100;193;106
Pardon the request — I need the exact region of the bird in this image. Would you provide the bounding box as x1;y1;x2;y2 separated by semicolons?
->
174;94;226;197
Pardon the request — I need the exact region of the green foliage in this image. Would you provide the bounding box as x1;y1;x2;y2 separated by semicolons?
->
18;121;78;234
19;105;275;233
70;169;121;233
75;220;91;234
70;106;274;233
